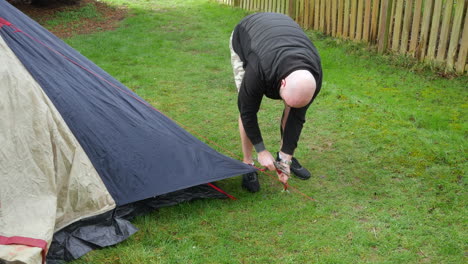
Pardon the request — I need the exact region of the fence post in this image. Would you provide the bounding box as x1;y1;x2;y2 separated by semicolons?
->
377;0;393;53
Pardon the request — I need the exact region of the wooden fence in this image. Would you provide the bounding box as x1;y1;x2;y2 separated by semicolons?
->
219;0;468;74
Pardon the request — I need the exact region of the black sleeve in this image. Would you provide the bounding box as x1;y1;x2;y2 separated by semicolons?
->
237;64;265;151
281;103;311;155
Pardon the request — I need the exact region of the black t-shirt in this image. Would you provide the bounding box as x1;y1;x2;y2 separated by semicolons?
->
232;12;322;155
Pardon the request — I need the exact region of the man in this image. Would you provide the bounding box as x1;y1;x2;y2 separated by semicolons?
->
229;12;323;192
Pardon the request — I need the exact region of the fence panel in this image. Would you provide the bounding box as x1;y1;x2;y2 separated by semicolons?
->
219;0;468;74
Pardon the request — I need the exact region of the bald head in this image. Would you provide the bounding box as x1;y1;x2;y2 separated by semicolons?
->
280;70;316;108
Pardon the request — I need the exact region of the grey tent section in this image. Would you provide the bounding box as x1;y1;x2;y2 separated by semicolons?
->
0;1;255;263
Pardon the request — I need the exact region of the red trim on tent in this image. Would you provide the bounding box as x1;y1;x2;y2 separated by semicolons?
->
0;235;48;264
207;183;236;200
0;17;12;28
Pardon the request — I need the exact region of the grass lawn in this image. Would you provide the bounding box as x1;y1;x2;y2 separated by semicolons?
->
23;0;467;263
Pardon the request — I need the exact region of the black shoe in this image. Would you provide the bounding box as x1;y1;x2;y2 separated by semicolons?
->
242;171;260;192
290;157;311;180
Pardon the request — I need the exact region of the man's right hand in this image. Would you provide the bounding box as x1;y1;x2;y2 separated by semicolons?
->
257;150;276;171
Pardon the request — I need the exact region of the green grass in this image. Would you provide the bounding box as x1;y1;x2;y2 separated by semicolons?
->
51;0;468;263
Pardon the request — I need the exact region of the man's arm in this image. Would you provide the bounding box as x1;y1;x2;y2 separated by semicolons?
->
238;66;276;171
237;66;264;152
281;104;310;155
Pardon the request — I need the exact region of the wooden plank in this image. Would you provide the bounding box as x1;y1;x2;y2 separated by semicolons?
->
309;0;313;29
435;0;453;62
399;0;413;53
447;0;467;69
289;0;297;20
370;0;380;42
363;0;372;41
350;0;357;39
332;0;337;36
409;0;423;55
455;3;468;73
303;0;308;28
324;0;328;34
391;0;404;51
344;0;351;38
356;0;365;40
309;0;315;29
326;0;331;34
320;0;326;31
329;0;334;34
314;0;320;30
295;0;300;20
426;0;443;60
302;0;307;26
377;0;393;53
296;0;302;25
418;0;434;60
337;0;344;36
387;0;397;48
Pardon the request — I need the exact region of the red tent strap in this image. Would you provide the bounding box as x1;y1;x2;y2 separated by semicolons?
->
207;183;236;200
0;235;48;264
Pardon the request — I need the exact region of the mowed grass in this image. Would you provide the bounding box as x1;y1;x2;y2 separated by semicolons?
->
47;0;468;263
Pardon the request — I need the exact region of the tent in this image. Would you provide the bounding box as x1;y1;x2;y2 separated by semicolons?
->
0;1;255;263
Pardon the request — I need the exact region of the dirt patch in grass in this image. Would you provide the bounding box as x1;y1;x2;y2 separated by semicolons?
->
11;0;128;38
